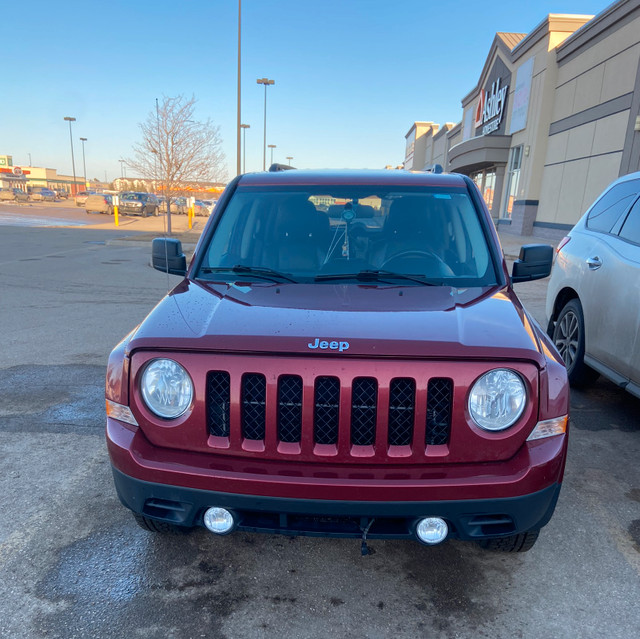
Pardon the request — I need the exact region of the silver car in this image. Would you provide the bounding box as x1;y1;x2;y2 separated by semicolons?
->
545;171;640;397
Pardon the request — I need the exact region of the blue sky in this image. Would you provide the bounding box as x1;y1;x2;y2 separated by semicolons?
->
0;0;611;181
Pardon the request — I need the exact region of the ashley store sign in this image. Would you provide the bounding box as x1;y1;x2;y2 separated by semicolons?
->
474;78;509;135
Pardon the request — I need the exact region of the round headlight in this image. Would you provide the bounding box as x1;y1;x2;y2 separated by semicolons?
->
468;369;526;431
141;358;193;419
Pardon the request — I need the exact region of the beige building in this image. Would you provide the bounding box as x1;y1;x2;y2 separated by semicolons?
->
0;155;84;195
406;0;640;238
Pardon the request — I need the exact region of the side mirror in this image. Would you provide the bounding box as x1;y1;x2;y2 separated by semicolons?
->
511;244;553;283
152;238;187;276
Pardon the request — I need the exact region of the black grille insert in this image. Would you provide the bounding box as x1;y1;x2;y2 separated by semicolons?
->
388;378;415;446
207;371;231;437
278;375;303;443
426;378;453;445
242;373;266;440
314;376;340;445
351;377;377;446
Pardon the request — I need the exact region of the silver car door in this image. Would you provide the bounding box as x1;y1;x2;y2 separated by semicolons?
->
582;197;640;381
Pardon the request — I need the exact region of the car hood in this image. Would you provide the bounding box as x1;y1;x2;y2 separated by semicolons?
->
127;279;545;364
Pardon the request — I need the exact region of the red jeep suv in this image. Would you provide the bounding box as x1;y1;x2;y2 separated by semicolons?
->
106;169;568;552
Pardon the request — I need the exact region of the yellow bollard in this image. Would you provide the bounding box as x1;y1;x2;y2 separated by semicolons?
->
114;205;119;227
188;206;193;229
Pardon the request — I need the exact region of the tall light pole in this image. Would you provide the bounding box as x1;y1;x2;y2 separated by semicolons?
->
240;123;250;173
236;0;242;176
79;137;88;189
256;77;274;170
63;117;77;195
119;159;126;179
286;156;293;166
268;144;276;166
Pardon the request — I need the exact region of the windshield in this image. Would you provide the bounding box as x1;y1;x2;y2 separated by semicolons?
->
196;185;497;286
122;193;145;202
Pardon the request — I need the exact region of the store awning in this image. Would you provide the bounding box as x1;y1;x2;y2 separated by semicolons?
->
448;134;512;174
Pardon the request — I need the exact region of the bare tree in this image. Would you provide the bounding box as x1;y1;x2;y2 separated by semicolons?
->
127;95;227;233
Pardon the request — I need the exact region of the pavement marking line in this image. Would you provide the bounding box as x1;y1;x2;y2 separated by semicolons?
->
0;445;105;566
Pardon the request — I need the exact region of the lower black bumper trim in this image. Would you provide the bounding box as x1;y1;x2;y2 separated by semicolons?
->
112;467;561;541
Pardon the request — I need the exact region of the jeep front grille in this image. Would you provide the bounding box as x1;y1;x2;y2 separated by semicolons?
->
206;368;453;460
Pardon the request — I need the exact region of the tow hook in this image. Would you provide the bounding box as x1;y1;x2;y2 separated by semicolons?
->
360;518;375;556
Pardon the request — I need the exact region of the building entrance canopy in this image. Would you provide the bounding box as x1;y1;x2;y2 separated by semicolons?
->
447;134;511;174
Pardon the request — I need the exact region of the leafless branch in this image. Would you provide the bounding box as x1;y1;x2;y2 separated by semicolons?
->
127;95;227;198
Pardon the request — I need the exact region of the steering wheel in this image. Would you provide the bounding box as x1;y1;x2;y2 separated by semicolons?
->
381;250;455;277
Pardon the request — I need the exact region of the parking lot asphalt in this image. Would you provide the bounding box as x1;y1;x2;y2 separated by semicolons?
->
0;207;638;639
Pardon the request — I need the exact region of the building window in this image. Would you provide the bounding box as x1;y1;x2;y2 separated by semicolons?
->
503;145;523;219
470;169;496;210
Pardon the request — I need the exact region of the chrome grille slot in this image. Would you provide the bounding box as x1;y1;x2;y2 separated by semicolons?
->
241;373;266;440
351;377;378;446
207;371;231;437
426;378;453;445
277;375;303;443
388;378;415;446
314;376;340;445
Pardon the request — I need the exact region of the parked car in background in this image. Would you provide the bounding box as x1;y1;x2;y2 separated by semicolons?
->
75;191;93;206
0;187;29;202
107;169;567;553
202;200;217;214
546;171;640;397
118;192;159;217
156;196;167;212
85;193;114;215
30;187;57;202
194;200;210;216
169;196;188;214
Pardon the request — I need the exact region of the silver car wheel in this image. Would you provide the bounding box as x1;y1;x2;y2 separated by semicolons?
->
555;310;579;368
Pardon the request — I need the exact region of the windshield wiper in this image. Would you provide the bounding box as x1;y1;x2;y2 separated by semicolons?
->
198;265;299;283
315;269;437;285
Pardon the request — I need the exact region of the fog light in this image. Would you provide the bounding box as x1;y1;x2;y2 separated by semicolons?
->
203;507;235;534
416;517;448;545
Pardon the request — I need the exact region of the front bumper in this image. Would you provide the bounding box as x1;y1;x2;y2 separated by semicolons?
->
113;467;561;541
107;418;567;540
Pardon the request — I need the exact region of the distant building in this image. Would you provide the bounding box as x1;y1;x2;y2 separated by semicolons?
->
405;0;640;238
112;176;225;197
0;154;84;195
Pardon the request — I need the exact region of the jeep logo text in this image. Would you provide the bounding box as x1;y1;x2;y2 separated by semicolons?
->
308;338;349;352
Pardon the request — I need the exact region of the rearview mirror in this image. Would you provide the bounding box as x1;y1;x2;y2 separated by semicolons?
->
152;238;187;276
511;244;553;283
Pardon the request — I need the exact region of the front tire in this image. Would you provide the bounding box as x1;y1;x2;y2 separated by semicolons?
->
552;298;599;387
477;530;539;552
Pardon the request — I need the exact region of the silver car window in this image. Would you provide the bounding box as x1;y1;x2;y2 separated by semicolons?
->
586;179;640;233
619;197;640;245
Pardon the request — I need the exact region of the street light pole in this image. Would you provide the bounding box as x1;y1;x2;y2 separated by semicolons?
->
286;156;293;166
63;117;77;195
80;137;88;189
268;144;276;166
119;159;126;180
240;124;250;173
256;77;274;171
